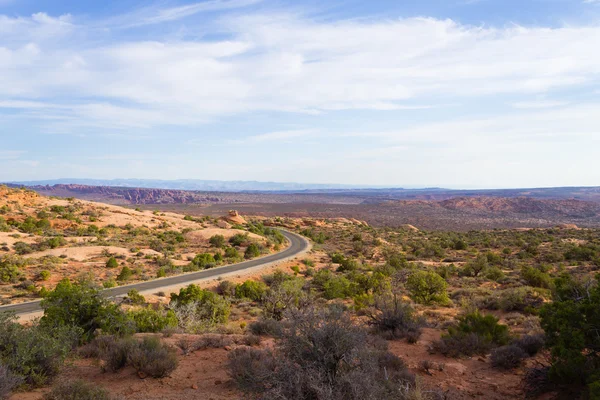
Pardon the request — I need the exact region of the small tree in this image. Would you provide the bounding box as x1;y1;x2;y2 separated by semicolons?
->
539;274;600;397
406;271;449;305
170;284;230;326
106;257;118;269
244;243;261;259
117;266;133;281
41;278;133;342
209;234;226;248
461;254;488;277
235;280;268;301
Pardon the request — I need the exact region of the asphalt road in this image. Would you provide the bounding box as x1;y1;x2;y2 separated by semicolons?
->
0;229;309;316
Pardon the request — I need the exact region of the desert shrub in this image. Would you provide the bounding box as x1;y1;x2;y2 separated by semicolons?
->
262;269;294;287
0;314;78;387
43;379;112;400
44;236;66;249
156;267;167;278
337;257;360;272
128;306;178;333
229;233;248;247
209;234;226;248
521;266;554;289
365;294;423;341
0;255;25;283
216;280;237;297
127;336;178;378
261;277;307;321
190;253;216;269
564;244;600;262
496;287;546;312
228;307;418;399
171;284;230;326
460;255;488;277
105;257;118;269
95;336;133;372
248;318;283;337
0;217;10;233
244;243;261;259
116;266;133;281
406;271;449;305
323;275;355;299
126;289;146;305
484;266;505;281
539;274;600;396
435;311;510;357
235;280;268;301
0;363;23;399
490;345;527;369
38;270;51;281
224;247;240;259
513;334;544;356
41;278;134;342
13;241;33;255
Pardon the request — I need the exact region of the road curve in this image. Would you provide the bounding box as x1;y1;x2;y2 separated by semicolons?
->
0;229;309;316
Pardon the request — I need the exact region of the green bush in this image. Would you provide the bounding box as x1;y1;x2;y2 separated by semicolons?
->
406;271;449;305
39;270;51;281
129;307;178;333
521;266;554;289
539;274;600;396
484;266;505;281
0;313;78;387
209;234;226;248
244;243;261;259
116;266;133;281
436;311;510;357
43;379;112;400
41;279;134;342
45;237;66;249
0;255;25;283
460;254;488;277
235;280;268;301
190;253;216;269
105;257;118;269
323;275;354;299
126;289;146;305
224;247;240;259
170;284;230;324
229;233;248;247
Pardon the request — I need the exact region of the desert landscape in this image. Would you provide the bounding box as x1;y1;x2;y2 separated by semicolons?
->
1;185;599;399
2;0;599;399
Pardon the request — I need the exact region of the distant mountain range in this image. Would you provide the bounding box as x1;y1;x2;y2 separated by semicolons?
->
7;179;393;192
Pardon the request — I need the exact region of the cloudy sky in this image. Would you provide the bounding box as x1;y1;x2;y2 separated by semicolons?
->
1;0;599;188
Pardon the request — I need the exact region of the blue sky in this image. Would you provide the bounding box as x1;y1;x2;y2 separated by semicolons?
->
1;0;599;188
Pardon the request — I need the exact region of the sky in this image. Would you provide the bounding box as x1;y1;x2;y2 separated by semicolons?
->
0;0;599;189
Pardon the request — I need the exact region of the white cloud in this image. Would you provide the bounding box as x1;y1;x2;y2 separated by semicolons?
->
0;10;599;133
0;150;24;160
511;100;570;109
105;0;263;28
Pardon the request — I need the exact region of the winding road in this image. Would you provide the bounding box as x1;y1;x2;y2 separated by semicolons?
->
0;229;309;316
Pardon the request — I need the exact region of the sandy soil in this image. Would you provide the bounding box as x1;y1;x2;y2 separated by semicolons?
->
24;246;163;262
